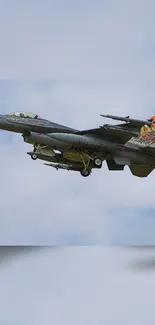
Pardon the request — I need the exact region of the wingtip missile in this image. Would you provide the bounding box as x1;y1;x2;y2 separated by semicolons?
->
100;114;152;126
100;114;131;122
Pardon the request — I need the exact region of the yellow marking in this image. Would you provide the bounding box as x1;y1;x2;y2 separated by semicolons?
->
63;152;89;164
137;123;155;144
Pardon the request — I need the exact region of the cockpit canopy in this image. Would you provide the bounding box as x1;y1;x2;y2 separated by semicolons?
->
8;112;40;119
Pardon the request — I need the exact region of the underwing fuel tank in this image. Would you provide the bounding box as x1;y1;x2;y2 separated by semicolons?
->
49;132;107;148
24;131;120;152
23;132;70;148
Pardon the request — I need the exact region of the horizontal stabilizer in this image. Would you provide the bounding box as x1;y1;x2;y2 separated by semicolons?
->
129;165;154;177
106;160;124;171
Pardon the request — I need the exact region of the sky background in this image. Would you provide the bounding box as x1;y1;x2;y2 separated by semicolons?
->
0;0;155;245
0;0;155;323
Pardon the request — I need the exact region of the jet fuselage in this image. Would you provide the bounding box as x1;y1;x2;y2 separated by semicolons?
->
1;111;155;177
24;131;155;167
0;113;76;135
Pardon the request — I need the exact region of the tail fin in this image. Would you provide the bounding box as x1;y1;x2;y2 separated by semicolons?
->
124;124;155;152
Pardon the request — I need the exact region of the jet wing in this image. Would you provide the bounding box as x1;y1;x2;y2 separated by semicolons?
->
76;125;139;145
75;114;149;144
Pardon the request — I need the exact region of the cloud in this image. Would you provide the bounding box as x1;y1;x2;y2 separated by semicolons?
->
0;247;155;324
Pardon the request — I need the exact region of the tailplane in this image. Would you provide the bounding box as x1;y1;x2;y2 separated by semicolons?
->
129;165;154;177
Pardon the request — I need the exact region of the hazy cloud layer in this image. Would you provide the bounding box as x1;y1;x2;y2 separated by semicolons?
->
0;247;155;325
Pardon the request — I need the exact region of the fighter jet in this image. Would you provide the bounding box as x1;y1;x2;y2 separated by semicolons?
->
1;111;155;177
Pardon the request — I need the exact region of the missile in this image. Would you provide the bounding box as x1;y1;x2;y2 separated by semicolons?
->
44;163;70;170
100;114;152;126
44;163;81;172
